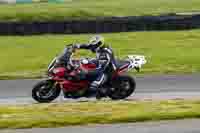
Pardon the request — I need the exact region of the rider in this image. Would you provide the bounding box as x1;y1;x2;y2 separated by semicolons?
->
73;35;117;98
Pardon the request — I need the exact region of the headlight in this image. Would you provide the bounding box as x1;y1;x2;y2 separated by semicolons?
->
81;59;89;64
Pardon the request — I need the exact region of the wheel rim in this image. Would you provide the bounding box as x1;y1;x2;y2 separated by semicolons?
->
112;80;131;97
37;83;56;99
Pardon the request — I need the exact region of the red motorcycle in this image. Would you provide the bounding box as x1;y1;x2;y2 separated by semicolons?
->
32;45;146;103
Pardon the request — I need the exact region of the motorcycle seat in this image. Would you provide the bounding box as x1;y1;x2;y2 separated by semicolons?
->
115;60;130;69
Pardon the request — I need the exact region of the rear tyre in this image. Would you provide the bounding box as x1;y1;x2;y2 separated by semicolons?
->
108;75;136;100
32;80;61;103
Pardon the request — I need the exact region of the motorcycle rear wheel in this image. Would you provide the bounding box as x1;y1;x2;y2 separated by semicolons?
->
108;75;136;100
32;80;61;103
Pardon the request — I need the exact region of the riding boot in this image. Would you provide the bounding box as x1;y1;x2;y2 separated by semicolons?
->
85;83;100;99
87;84;97;95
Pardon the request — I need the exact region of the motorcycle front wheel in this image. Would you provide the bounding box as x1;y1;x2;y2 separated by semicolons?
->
108;75;136;100
32;80;61;103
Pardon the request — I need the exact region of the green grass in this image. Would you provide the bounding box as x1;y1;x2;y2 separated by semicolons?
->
1;0;200;22
1;30;200;79
0;99;200;129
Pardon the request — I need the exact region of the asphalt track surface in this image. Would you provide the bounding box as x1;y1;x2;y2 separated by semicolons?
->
0;74;199;104
2;119;200;133
0;74;200;132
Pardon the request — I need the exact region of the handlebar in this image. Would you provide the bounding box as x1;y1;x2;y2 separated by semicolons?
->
65;44;79;68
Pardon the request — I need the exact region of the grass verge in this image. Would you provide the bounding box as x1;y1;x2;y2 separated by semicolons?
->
1;30;200;79
0;99;200;129
0;0;200;22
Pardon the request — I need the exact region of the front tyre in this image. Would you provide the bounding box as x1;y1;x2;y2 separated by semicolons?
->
108;75;136;100
32;80;61;103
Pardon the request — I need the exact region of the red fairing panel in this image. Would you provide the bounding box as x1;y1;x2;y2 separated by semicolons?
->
80;63;97;71
53;67;66;77
61;80;89;92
